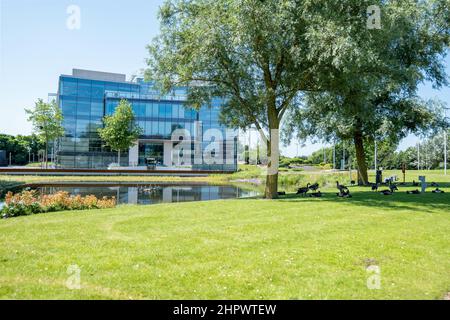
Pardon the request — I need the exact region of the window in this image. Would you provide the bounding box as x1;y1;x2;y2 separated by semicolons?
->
134;102;145;117
179;105;185;119
75;138;89;152
158;122;165;136
63;117;76;137
151;121;158;135
158;104;166;118
78;80;92;98
61;97;77;117
152;103;159;118
172;104;180;119
165;122;171;137
145;122;152;136
77;99;91;117
138;121;146;136
199;109;211;122
61;78;78;96
89;139;102;152
76;119;90;138
145;103;153;118
91;100;104;118
105;82;118;92
91;82;105;98
105;101;117;115
119;83;131;92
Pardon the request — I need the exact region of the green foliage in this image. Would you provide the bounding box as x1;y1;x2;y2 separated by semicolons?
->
25;99;64;144
283;0;450;183
98;99;142;163
279;156;310;168
0;134;44;166
147;0;333;198
25;99;64;168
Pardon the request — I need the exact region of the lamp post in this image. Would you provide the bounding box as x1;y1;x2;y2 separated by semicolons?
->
417;142;420;171
333;143;336;170
374;140;378;171
342;143;346;170
444;107;449;176
445;130;447;175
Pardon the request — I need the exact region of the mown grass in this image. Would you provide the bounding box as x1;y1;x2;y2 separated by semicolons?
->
0;182;449;300
1;166;448;199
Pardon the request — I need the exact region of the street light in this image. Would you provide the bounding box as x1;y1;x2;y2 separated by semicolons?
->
333;143;336;170
444;107;449;175
417;142;420;171
374;139;378;171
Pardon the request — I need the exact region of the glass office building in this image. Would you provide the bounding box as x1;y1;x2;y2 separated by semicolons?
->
56;69;237;171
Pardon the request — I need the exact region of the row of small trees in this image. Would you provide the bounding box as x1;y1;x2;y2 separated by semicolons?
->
0;134;44;166
26;99;140;168
307;131;450;170
147;0;450;198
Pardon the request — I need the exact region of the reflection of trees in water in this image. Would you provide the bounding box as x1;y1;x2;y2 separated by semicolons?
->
36;184;258;205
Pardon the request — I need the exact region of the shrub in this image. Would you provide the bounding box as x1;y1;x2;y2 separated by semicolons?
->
2;190;116;219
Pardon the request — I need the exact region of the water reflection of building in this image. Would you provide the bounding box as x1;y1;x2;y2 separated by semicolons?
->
39;184;256;205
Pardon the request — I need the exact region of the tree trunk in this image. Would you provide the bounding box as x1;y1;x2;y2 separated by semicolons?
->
118;150;121;166
353;130;369;185
265;173;279;199
264;118;280;199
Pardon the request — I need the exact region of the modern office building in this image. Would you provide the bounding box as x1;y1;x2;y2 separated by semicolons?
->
56;69;237;171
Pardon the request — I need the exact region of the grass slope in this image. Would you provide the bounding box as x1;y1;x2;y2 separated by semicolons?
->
0;186;449;300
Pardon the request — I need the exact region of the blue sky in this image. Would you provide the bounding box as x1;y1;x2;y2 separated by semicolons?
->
0;0;448;157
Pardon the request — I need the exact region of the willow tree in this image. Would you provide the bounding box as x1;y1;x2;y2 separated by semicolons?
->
285;0;450;185
146;0;322;199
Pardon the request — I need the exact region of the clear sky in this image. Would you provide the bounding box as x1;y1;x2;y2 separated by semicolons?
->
0;0;448;157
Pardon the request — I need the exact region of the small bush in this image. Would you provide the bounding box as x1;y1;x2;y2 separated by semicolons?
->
2;190;116;219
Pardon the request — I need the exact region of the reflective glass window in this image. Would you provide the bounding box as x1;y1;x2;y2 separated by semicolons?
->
61;78;78;96
77;99;91;117
91;82;105;98
78;80;92;98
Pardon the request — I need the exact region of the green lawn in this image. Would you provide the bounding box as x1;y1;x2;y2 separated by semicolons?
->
0;183;449;299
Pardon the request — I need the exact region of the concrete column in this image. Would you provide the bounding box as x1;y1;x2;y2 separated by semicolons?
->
164;142;173;167
129;142;139;167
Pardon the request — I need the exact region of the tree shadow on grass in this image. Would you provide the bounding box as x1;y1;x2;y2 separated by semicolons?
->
274;189;450;213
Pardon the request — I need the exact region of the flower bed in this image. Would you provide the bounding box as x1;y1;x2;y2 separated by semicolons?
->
1;190;116;218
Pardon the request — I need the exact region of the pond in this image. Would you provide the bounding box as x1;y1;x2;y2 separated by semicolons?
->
25;182;260;206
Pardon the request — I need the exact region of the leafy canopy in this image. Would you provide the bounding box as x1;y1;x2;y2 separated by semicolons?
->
25;99;65;143
98;99;142;153
284;0;450;145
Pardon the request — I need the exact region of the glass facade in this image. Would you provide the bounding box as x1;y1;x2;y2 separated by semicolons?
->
56;71;237;171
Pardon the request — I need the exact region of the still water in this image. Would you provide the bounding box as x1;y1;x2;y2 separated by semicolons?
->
30;183;259;206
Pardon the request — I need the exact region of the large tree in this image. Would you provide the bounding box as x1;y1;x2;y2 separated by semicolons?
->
146;0;328;199
25;99;64;169
98;99;142;166
285;0;450;184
